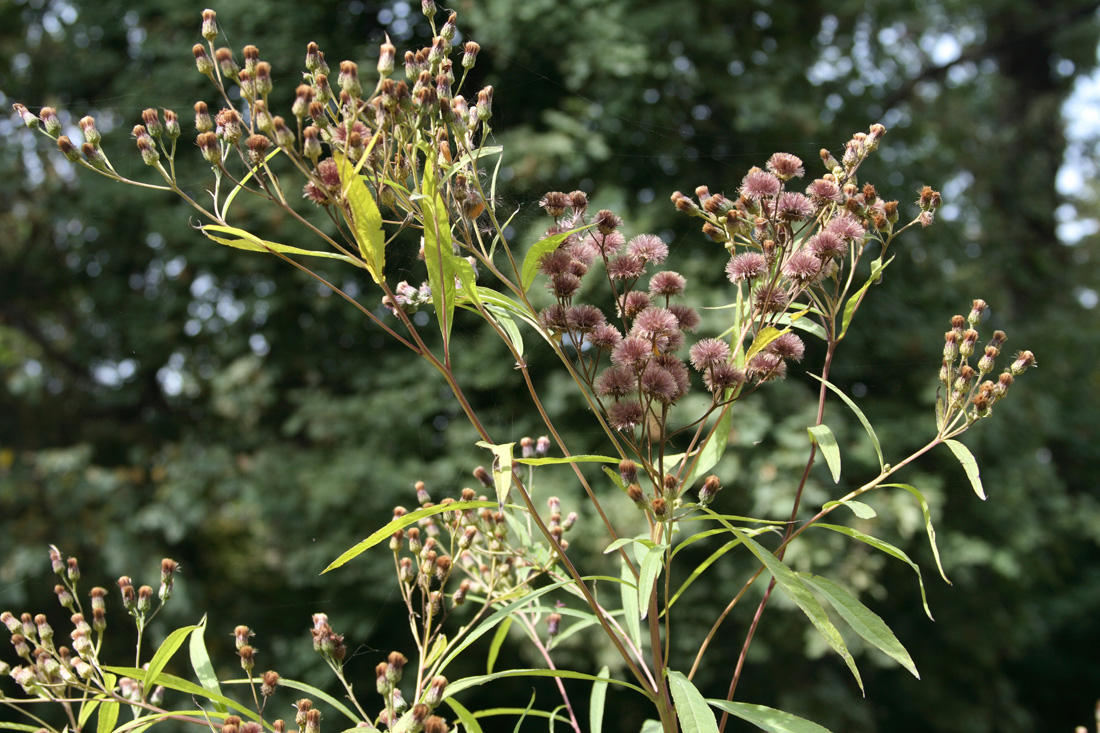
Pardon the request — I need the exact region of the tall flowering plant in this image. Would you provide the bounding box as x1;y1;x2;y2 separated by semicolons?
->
6;5;1036;733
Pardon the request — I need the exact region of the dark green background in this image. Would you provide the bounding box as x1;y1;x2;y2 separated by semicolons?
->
2;0;1099;730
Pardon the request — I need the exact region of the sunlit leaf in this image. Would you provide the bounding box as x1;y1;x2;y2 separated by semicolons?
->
807;374;884;471
707;700;834;733
944;438;986;500
334;151;385;283
839;255;893;340
807;424;841;483
667;671;720;733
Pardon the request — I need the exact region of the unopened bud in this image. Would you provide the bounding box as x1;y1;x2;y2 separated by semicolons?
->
238;644;255;673
462;41;480;70
338;60;361;97
1010;350;1036;376
201;9;218;41
13;103;38;128
150;685;165;705
452;579;470;606
302;126;322;161
137;585;153;613
194;101;212;132
547;613;562;637
57;135;81;162
378;36;396;77
424;675;447;708
194;44;214;76
197;131;221;165
261;670;280;696
66;557;80;582
55;584;75;611
698;474;722;506
305;708;321;733
968;299;987;326
164;109;180;139
137;136;159;165
10;634;30;659
294;700;313;728
0;612;17;633
215;47;239;80
234;625;253;650
476;86;493;120
652;497;668;519
39;106;61;135
422;0;436;19
472;466;492;488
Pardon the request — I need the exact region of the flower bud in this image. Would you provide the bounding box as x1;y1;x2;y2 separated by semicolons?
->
10;634;30;659
698;474;722;506
12;103;38;128
255;61;272;96
375;661;391;695
35;615;54;649
424;675;447;709
201;9;218;41
215;47;239;80
261;670;280;696
150;685;166;705
968;299;987;326
652;497;668;519
92;608;106;633
55;584;75;611
462;41;480;70
546;612;561;637
163;109;180;139
246;134;271;166
39;106;61;135
57;135;81;162
452;579;470;606
399;557;415;585
472;466;493;488
194;101;213;132
305;708;321;733
118;577;136;611
197;132;221;165
302;125;322;161
238;644;255;673
0;611;17;633
338;60;361;97
1010;350;1036;376
959;329;979;358
137;585;153;613
194;44;214;76
422;0;436;19
142;108;163;137
377;36;396;78
476;86;493;120
137;136;160;165
71;613;91;635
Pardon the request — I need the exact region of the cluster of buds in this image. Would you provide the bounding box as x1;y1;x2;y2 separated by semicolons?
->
545;496;578;549
939;299;1035;425
293;699;323;733
309;613;346;666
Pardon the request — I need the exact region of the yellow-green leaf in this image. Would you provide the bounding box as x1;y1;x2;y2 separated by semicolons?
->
807;424;841;483
334;151;385;283
200;224;361;265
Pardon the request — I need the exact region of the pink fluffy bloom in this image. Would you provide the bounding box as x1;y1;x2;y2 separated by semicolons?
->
726;252;767;283
807;230;847;260
650;270;686;298
608;400;645;431
767;332;805;362
766;152;804;180
621;291;653;320
826;214;866;242
783;251;821;285
627;234;669;264
740;170;782;201
607;254;645;280
631;307;679;341
806;178;842;203
689;338;730;370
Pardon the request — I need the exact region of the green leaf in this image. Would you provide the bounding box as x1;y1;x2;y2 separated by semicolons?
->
444;698;485;733
798;574;919;678
744;326;783;362
97;700;119;733
514;454;620;466
814;523;933;620
104;667;260;722
943;438;986;500
323;500;496;572
520;226;593;293
487;617;513;674
807;424;841;483
683;404;734;488
333;151;385;283
707;700;834;733
806;374;884;471
78;699;101;728
143;623;199;693
1;724;55;732
200;225;361;265
453;254;480;306
425;634;449;666
274;678;361;723
668;540;742;608
637;544;665;619
667;671;720;733
589;666;610;733
476;440;515;509
438;579;575;672
839;255;894;340
189;616;227;714
222;147;281;218
881;483;952;585
443;668;646;700
822;499;876;519
620;557;642;650
421;160;456;349
730;529;863;693
512;691;536;733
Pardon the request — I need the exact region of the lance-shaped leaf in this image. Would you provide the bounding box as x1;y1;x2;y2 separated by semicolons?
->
520;225;593;293
477;440;515;508
798;573;919;678
707;700;834;733
944;438;986;500
668;671;720;733
807;424;841;483
839;255;894;340
334;151;385;283
421;162;456;348
200;224;361;265
730;528;863;693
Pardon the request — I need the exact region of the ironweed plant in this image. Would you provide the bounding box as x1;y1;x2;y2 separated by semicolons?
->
7;5;1038;733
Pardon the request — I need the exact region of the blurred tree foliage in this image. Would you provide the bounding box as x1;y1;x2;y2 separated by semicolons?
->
2;0;1099;730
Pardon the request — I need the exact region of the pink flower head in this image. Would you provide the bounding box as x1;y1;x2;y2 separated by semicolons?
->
668;303;700;333
627;234;669;264
595;366;635;398
608;400;644;431
806;178;842;203
649;270;686;298
607;253;645;280
621;290;653;320
566;304;605;333
586;230;625;257
611;336;652;372
587;323;622;351
782;251;821;285
766;152;805;180
740;170;782;201
825;214;866;242
775;192;814;222
704;362;746;393
689;338;730;370
640;363;679;404
807;230;847;260
767;332;805;362
726;252;767;283
631;307;679;342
